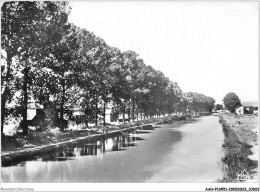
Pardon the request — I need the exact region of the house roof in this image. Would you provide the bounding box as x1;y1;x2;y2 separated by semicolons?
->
235;105;244;109
27;103;44;109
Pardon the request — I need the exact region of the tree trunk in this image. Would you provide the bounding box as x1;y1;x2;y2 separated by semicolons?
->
128;108;131;122
22;66;29;135
132;100;135;122
103;102;106;126
86;119;89;128
123;106;125;123
1;53;13;136
95;93;98;126
60;78;65;131
85;110;89;128
1;96;6;135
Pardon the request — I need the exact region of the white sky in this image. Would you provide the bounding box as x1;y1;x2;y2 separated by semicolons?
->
68;1;258;104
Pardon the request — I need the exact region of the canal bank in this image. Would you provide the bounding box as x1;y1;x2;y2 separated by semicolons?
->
216;114;258;182
1;124;154;167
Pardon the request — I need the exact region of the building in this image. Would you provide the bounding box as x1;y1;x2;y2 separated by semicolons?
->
253;106;258;115
27;102;44;126
216;109;230;114
244;106;254;114
235;106;244;115
235;106;254;115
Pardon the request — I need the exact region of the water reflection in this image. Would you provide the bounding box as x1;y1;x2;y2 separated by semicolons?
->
134;130;150;134
6;134;145;166
140;126;155;130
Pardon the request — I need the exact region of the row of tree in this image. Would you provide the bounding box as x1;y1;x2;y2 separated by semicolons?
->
1;1;215;136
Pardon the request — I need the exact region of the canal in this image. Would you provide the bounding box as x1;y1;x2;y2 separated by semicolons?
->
1;115;224;183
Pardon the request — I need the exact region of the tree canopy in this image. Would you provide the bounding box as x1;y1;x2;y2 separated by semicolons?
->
223;92;242;112
1;1;216;135
215;104;223;111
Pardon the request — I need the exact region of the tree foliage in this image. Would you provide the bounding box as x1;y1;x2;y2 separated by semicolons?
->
1;1;71;134
215;104;223;111
1;1;216;136
223;92;241;112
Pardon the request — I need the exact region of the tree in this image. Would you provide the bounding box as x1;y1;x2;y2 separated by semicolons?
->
205;96;215;112
47;24;81;131
1;1;71;135
183;92;215;114
121;51;147;121
215;104;223;111
161;80;183;115
223;92;241;112
86;38;115;126
96;46;122;126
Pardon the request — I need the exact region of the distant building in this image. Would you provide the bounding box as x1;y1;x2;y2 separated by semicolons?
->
216;109;230;114
235;106;254;115
253;106;258;115
244;106;254;114
27;102;44;126
235;106;244;115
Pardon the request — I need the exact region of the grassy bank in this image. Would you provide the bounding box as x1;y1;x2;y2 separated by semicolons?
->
217;114;258;182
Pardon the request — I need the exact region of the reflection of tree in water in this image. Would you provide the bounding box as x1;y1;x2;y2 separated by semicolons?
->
3;133;146;166
84;144;98;155
38;134;145;162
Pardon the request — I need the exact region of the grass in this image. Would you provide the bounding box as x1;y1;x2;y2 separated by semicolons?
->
218;115;258;182
1;129;85;152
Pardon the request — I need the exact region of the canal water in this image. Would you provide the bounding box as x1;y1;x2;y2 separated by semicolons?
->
1;116;224;183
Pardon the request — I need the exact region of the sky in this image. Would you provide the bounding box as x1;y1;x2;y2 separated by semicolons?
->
68;1;258;104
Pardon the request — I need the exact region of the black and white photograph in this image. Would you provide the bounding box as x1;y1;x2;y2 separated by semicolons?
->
1;0;259;191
